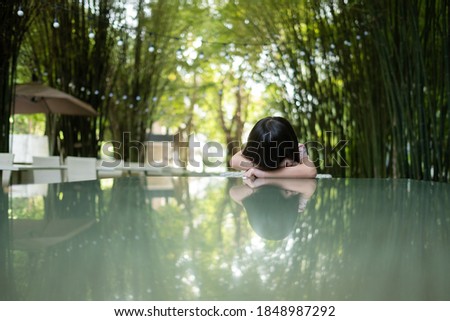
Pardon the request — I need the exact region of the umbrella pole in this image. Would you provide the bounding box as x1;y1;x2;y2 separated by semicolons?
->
42;100;57;156
45;114;58;156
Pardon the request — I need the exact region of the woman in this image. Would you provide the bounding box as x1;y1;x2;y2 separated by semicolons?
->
230;116;316;178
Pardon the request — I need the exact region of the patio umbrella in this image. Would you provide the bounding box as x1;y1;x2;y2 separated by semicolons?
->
12;218;96;250
14;83;97;116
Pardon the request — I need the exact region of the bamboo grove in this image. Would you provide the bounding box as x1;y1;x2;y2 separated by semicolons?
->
0;0;449;181
236;0;449;181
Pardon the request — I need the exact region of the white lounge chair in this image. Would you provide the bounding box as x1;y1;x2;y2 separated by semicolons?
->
0;153;14;186
32;156;63;184
65;156;97;182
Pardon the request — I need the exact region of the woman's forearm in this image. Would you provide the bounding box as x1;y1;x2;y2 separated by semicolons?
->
245;162;317;179
230;151;254;170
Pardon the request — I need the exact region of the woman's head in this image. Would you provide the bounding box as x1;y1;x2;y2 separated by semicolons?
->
242;116;300;170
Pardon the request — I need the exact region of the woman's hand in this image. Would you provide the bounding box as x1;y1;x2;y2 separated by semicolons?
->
243;167;267;179
230;151;254;170
279;158;297;167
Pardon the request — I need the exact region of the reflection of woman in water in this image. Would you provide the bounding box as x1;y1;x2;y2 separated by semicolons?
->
230;179;316;240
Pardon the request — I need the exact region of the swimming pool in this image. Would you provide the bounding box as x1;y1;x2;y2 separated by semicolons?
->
1;176;449;300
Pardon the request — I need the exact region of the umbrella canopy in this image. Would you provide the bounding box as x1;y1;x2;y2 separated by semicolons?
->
12;218;96;250
14;83;97;116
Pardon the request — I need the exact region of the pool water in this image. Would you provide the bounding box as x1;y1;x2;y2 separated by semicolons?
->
0;176;449;300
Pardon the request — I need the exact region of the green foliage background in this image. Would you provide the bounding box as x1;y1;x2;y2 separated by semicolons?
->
0;0;448;181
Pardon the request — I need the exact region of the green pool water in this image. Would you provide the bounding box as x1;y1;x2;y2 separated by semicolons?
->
0;176;449;300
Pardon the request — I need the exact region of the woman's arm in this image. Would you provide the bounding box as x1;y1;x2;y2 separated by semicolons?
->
231;146;317;178
244;162;317;179
230;151;254;170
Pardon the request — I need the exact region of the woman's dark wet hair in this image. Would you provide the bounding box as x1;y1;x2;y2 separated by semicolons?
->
242;116;300;170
